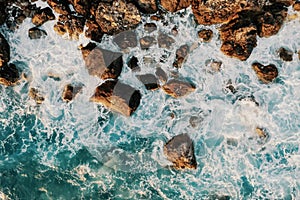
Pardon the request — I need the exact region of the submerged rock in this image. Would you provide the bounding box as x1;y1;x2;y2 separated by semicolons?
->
0;33;10;68
160;0;192;12
173;44;189;68
28;27;47;39
162;79;196;98
252;62;278;84
29;88;45;104
62;84;82;102
278;47;293;61
0;63;20;86
164;133;197;170
198;29;213;42
90;80;141;116
54;14;85;40
32;7;55;26
136;74;160;90
113;31;138;50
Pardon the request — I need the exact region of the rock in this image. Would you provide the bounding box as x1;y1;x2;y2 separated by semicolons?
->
127;56;140;72
81;44;123;80
189;116;203;128
164;133;197;170
68;0;91;17
95;0;141;35
140;36;156;50
28;27;47;39
252;62;278;83
160;0;192;12
0;2;8;25
278;47;293;61
298;50;300;60
198;29;213;42
32;7;55;26
136;74;160;90
224;79;237;94
0;33;10;68
113;31;138;50
0;63;20;86
62;84;82;102
90;80;141;116
158;33;175;49
162;79;196;98
173;44;189;68
294;2;300;11
144;23;157;33
85;19;103;43
29;88;45;104
171;26;178;36
155;67;168;83
255;127;268;139
205;59;222;73
47;0;71;15
133;0;158;13
80;42;97;60
53;14;85;40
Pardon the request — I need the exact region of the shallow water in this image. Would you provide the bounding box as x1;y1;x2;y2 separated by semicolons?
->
0;3;300;200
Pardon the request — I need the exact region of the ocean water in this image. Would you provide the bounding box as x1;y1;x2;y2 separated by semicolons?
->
0;3;300;200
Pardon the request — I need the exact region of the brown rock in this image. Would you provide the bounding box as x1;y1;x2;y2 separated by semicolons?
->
127;56;140;72
29;88;45;104
160;0;192;12
85;19;103;43
133;0;158;13
81;44;123;80
0;63;20;86
68;0;90;17
158;33;175;49
162;79;196;98
252;62;278;84
278;47;293;61
90;80;141;116
62;84;82;102
140;36;156;50
32;7;55;26
198;29;213;42
144;23;157;33
0;33;10;68
80;42;97;60
113;31;138;50
47;0;71;15
298;50;300;60
255;127;268;139
28;27;47;39
173;44;189;68
164;133;197;170
136;74;160;90
54;14;85;40
155;67;168;83
95;0;141;35
294;2;300;11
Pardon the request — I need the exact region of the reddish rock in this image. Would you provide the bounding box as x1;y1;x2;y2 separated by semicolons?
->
158;33;175;49
0;33;10;68
140;36;156;50
162;79;196;98
90;80;141;116
62;84;82;102
160;0;192;12
136;74;160;90
198;29;213;42
28;27;47;39
47;0;71;15
252;62;278;84
173;44;189;68
278;47;293;61
0;63;20;86
85;19;103;43
32;7;55;26
113;31;138;50
133;0;158;13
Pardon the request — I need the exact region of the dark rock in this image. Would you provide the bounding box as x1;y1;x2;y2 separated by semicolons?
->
0;63;20;86
29;88;45;104
90;80;141;116
160;0;192;12
54;14;85;40
198;29;213;42
47;0;71;15
158;33;175;49
252;62;278;83
140;36;156;50
127;56;140;72
294;2;300;11
0;3;8;25
85;19;103;43
62;84;82;102
162;79;196;98
23;3;39;18
0;33;10;68
173;44;189;68
68;0;90;17
164;133;197;170
136;74;160;90
113;31;138;50
28;27;47;39
95;0;141;35
80;42;97;60
224;79;237;94
32;7;55;26
81;44;123;80
155;67;168;83
144;23;157;33
278;47;293;61
133;0;158;14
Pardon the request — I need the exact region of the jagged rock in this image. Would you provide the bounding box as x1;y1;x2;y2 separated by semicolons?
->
160;0;192;12
28;27;47;39
158;33;175;49
278;47;293;61
294;2;300;11
144;23;157;33
81;43;123;80
54;14;85;40
198;29;213;42
113;31;138;50
164;133;197;170
136;74;160;90
140;36;156;50
133;0;158;13
162;79;196;98
47;0;71;15
0;63;20;86
29;88;45;104
32;7;55;26
95;0;141;35
252;62;278;83
0;33;10;68
90;80;141;116
68;0;90;17
127;56;140;72
155;67;168;83
173;44;189;68
62;84;82;102
85;19;103;43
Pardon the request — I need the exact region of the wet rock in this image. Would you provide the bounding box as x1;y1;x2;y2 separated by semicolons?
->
140;36;156;50
160;0;192;12
133;0;158;14
278;47;293;61
95;0;141;35
47;0;71;15
90;80;141;116
85;19;103;43
28;27;47;39
68;0;90;17
158;33;175;49
0;63;20;86
173;44;189;68
29;88;45;104
127;56;140;72
164;133;197;170
54;14;85;40
0;33;10;68
198;29;213;42
255;127;268;139
252;62;278;83
294;2;300;11
81;44;123;80
155;67;168;83
162;79;196;98
62;84;82;102
136;74;160;90
32;7;55;26
224;79;237;94
113;31;138;50
205;59;222;73
144;23;157;33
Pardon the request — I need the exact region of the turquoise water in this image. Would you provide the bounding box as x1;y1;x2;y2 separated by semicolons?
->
1;5;300;200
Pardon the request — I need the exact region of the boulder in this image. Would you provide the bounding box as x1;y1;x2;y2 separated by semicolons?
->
95;0;141;35
113;31;138;50
278;47;293;61
173;44;189;68
47;0;71;15
85;19;103;43
32;7;55;26
0;63;20;86
162;79;196;98
252;62;278;83
133;0;158;14
160;0;192;12
62;84;82;102
164;133;197;169
198;29;213;42
136;74;160;90
28;27;47;39
90;80;141;116
0;33;10;68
